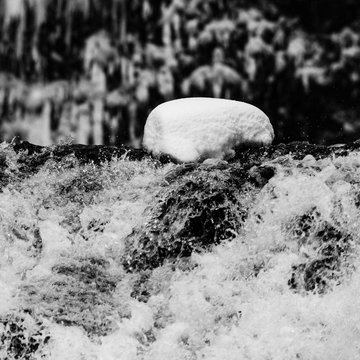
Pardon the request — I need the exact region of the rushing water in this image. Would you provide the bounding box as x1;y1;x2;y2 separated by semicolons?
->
1;144;360;359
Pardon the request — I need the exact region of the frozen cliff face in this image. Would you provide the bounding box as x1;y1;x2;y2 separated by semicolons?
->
143;98;274;162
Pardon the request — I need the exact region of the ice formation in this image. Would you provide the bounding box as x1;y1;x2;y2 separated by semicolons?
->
143;97;274;162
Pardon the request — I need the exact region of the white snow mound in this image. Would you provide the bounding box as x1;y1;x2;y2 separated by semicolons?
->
143;97;274;162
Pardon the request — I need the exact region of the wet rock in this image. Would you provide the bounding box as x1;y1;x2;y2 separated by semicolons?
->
0;139;359;191
21;256;127;336
233;140;360;166
11;140;152;174
0;312;50;360
287;209;354;293
122;165;259;272
248;164;276;187
0;139;174;192
0;151;9;190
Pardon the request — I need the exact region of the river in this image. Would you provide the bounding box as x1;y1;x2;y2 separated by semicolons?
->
1;144;360;359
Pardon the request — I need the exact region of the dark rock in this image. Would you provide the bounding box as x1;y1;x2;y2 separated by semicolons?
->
122;164;262;272
0;151;10;190
21;256;127;336
233;140;360;166
0;139;174;191
1;139;360;192
0;312;50;360
12;140;150;173
287;209;354;293
9;226;42;258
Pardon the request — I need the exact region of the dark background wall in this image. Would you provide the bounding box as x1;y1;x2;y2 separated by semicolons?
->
0;0;359;146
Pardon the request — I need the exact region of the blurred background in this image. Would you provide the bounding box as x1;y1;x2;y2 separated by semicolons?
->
0;0;360;147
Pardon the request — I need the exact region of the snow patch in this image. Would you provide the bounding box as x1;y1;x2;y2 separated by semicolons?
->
143;97;274;162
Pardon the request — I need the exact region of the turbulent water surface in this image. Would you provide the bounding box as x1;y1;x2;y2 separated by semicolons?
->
1;142;360;359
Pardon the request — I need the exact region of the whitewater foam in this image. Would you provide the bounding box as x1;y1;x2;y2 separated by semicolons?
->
1;149;360;359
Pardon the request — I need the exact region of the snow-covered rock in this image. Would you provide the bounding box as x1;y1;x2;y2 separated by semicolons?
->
143;97;274;162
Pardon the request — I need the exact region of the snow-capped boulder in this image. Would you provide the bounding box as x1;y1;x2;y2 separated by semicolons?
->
142;97;274;162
